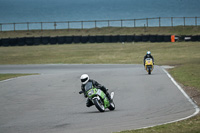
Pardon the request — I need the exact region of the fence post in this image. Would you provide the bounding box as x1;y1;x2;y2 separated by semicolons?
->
121;20;123;27
54;22;57;30
68;21;70;29
171;17;173;27
108;20;110;27
183;17;185;26
134;19;136;27
81;21;83;29
14;23;16;31
146;18;148;27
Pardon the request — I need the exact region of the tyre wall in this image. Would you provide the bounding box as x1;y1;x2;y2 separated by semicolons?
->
49;37;58;44
41;37;50;45
88;36;96;43
66;36;73;44
33;37;41;45
0;35;199;46
81;36;89;43
57;36;66;44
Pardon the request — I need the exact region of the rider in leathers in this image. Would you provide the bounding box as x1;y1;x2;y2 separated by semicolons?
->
80;74;112;107
144;51;154;66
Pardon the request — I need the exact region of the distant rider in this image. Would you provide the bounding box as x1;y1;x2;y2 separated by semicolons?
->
79;74;112;107
144;51;154;66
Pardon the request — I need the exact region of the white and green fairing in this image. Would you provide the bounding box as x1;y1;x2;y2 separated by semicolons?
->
86;82;110;108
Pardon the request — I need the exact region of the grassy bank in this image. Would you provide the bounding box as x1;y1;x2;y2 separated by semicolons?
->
170;64;200;89
0;42;199;65
119;114;200;133
0;26;200;38
0;74;35;81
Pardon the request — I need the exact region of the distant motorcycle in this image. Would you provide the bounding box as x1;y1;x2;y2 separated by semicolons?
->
79;81;115;112
145;58;154;75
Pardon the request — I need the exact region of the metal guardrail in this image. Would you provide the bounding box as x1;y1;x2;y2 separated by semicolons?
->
0;17;199;31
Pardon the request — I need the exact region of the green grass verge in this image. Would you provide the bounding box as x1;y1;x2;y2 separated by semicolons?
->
0;74;35;81
0;42;199;65
170;64;200;90
119;114;200;133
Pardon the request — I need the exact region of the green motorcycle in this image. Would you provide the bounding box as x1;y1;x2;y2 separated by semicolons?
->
79;81;115;112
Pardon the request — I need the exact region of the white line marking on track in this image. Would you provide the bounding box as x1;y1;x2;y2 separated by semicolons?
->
136;67;199;130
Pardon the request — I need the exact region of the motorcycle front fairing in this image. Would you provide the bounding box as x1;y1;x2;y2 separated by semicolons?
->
85;82;97;98
145;58;154;70
147;65;152;70
84;82;110;108
96;89;110;108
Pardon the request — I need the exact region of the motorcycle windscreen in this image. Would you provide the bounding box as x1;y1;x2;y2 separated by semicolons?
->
145;58;152;62
85;82;93;91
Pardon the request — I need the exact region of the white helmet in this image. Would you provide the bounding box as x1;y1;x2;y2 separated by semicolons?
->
147;51;151;55
80;74;89;84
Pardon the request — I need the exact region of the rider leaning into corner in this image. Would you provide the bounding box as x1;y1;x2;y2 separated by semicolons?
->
143;51;154;66
80;74;112;107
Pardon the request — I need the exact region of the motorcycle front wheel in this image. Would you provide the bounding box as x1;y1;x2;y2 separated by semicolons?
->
93;98;105;112
148;68;151;75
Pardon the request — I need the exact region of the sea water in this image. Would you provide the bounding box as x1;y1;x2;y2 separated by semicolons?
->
0;0;200;30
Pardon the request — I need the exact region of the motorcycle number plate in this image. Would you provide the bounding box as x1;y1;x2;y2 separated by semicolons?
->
97;89;101;95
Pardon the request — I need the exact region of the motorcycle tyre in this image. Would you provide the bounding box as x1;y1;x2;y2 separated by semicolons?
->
148;68;151;75
108;102;115;111
93;98;105;112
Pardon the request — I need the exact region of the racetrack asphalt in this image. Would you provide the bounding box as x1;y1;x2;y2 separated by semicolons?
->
0;64;198;133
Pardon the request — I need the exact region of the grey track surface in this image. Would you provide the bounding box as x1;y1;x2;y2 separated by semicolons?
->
0;64;196;133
